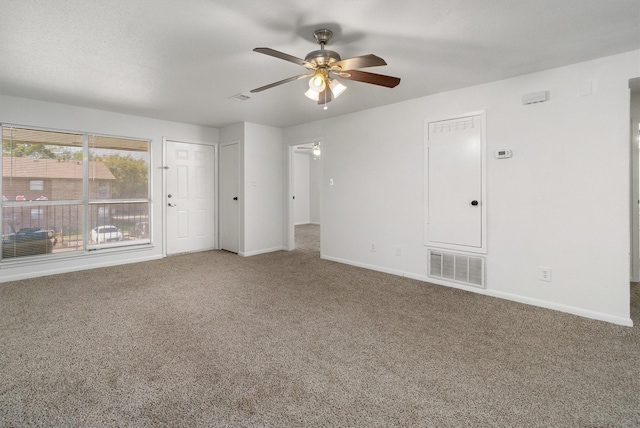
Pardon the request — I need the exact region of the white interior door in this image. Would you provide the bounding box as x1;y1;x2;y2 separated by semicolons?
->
219;143;239;253
166;140;215;255
426;114;484;251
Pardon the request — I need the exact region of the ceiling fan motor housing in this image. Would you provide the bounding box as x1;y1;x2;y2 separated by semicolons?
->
306;29;341;68
305;49;342;67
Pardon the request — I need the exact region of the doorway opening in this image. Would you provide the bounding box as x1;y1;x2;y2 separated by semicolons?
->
288;141;322;254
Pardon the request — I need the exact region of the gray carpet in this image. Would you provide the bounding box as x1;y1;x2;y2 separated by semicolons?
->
1;224;639;427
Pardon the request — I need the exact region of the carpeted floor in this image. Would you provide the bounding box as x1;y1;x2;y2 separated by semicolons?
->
1;224;639;427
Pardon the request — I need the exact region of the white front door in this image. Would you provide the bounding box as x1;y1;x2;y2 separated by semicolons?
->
219;143;239;253
426;113;485;251
166;140;216;255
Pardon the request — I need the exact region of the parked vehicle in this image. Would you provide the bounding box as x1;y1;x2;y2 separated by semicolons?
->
2;226;55;258
91;225;123;244
131;221;148;239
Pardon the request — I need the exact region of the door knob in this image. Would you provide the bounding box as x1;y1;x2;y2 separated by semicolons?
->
471;200;479;206
168;203;177;207
233;197;238;201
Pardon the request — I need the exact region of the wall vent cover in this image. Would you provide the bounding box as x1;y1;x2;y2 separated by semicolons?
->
428;249;485;288
522;90;549;105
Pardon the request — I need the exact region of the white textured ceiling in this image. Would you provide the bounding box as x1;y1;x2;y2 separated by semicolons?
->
0;0;638;129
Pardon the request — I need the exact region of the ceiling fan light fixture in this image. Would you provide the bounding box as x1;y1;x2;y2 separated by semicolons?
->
329;78;347;98
304;88;320;101
308;74;326;92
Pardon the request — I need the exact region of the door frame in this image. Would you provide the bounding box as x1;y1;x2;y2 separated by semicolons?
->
286;138;323;251
162;137;218;256
631;116;639;281
424;110;487;254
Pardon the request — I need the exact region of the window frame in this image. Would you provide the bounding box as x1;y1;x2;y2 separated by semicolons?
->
1;123;152;262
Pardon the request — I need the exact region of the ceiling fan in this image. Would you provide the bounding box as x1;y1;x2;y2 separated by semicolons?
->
250;29;400;108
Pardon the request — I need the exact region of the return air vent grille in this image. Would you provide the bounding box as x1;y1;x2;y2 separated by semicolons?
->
428;250;485;288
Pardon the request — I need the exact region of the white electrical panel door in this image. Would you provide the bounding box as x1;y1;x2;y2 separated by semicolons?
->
426;114;484;251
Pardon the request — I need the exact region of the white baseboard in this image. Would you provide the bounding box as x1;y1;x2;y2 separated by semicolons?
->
320;255;404;277
404;270;634;327
484;288;634;327
0;253;164;283
241;246;285;257
316;259;634;327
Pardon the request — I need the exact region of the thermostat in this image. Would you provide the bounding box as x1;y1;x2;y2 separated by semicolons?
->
495;149;512;159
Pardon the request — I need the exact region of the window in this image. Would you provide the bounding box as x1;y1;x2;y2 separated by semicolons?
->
1;126;150;260
30;180;44;191
30;208;44;220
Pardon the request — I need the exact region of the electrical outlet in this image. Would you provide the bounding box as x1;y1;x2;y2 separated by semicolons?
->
395;246;402;256
370;242;376;252
540;266;552;282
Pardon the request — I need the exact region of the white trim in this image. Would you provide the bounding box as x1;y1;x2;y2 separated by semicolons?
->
485;288;634;327
320;255;405;277
404;271;633;327
0;253;163;283
630;116;640;281
316;254;634;327
240;246;284;257
162;137;168;257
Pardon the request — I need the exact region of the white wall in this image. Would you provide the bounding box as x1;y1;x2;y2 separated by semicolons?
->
293;152;311;224
285;50;640;325
0;94;219;281
242;122;284;256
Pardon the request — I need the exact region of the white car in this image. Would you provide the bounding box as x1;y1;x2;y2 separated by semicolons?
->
91;225;123;244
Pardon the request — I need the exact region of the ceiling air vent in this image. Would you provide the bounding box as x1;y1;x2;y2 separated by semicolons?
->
229;93;251;102
429;249;485;288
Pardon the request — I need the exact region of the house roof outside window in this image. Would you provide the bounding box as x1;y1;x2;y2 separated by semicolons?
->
2;158;115;180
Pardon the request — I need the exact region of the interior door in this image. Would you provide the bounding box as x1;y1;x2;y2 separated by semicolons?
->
426;114;484;250
166;140;215;255
219;143;239;253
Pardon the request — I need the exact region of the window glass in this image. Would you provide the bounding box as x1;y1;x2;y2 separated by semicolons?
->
2;204;84;258
2;127;84;202
2;126;151;259
89;202;149;245
89;135;149;200
30;180;44;191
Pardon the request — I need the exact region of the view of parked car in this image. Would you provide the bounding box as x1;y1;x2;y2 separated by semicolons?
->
2;226;55;258
90;225;123;244
131;221;148;239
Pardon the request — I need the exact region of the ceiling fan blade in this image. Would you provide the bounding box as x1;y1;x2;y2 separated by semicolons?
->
253;47;315;69
317;87;333;105
250;74;310;93
331;54;387;71
338;69;401;88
